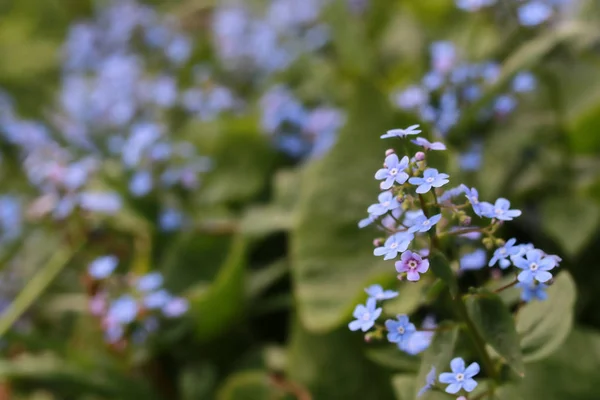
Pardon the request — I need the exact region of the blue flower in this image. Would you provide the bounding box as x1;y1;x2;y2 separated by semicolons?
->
79;192;122;214
512;72;536;93
129;170;153;197
455;0;495;12
88;255;118;279
409;168;449;194
364;284;398;301
438;186;465;203
107;295;138;325
481;198;522;221
494;95;517;114
517;281;548;302
518;2;553;26
367;191;402;217
408;214;442;233
489;238;520;268
514;249;556;284
381;124;422;139
374;232;414;260
385;315;416;346
143;289;172;309
375;154;410;189
460;249;487;270
439;358;480;394
411;137;447;151
348;298;381;332
136;272;164;292
163;297;189;317
418;366;437;397
358;214;376;228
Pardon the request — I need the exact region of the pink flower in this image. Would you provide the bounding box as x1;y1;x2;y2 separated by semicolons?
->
395;250;430;281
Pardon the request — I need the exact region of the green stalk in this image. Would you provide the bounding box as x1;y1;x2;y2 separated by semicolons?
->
0;243;81;337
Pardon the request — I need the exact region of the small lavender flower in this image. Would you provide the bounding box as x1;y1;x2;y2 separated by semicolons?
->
517;281;548;302
514;249;556;284
512;72;537;93
367;191;402;217
418;366;437;397
489;238;520;268
381;124;422;139
88;255;118;279
481;198;522;221
408;214;442;234
411;137;447;151
375;154;410;189
395;250;430;281
409;169;449;194
460;249;487;270
143;289;172;309
374;232;414;260
79;192;122;214
439;358;480;394
348;298;381;332
455;0;495;12
385;315;416;346
107;295;138;325
518;2;553;26
364;284;398;301
400;317;435;355
163;297;189;317
136;272;164;292
494;95;517;114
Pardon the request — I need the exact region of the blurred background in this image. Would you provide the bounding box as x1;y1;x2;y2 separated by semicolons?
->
0;0;599;399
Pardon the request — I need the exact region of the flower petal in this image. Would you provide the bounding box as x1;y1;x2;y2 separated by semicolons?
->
450;357;465;373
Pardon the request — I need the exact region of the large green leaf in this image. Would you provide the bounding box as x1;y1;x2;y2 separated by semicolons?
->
413;326;459;400
291;82;402;332
516;271;577;363
540;197;600;257
466;291;524;376
287;318;395;400
428;251;459;298
216;370;278;400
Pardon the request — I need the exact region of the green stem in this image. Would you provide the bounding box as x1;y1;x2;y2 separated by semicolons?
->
0;242;82;337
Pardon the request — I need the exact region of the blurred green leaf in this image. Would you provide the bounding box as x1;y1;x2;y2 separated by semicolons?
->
466;290;524;376
287;318;395;399
541;197;600;257
216;370;277;400
366;345;421;373
413;326;459;399
516;271;576;363
391;374;416;400
245;259;288;300
291;81;399;332
429;251;458;298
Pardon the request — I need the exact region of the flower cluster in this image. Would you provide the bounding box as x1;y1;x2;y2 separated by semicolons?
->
260;85;345;158
350;125;562;396
456;0;574;27
392;41;537;137
86;255;188;345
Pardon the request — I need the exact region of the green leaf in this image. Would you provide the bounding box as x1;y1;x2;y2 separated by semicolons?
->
382;281;424;317
287;318;395;399
188;235;247;341
541;197;600;257
366;346;421;372
216;370;277;400
245;259;289;300
466;291;524;376
497;328;600;400
391;374;416;400
240;206;293;238
516;272;577;363
429;251;458;298
413;326;459;400
291;81;401;332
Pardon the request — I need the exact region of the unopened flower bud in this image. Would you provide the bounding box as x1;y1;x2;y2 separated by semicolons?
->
373;238;383;247
385;148;395;156
364;334;372;343
495;238;506;247
461;216;472;226
397;273;404;281
415;151;426;161
491;269;502;280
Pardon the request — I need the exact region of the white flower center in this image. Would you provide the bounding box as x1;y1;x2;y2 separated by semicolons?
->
423;220;430;226
500;248;507;254
495;208;504;215
426;177;435;183
362;312;371;321
408;260;418;269
456;373;464;382
383;201;390;207
390;168;398;176
397;326;405;334
530;263;538;271
390;242;398;249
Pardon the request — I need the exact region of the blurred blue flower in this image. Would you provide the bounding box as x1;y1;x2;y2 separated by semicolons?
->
418;367;437;397
143;289;172;309
512;72;537;93
159;208;183;232
364;284;398;301
163;297;189;317
348;298;381;332
79;192;122;214
411;137;446;151
517;281;549;302
518;2;553;26
107;295;138;325
489;238;520;268
481;198;521;221
136;272;164;292
88;255;118;279
455;0;496;12
460;249;487;270
381;124;422;139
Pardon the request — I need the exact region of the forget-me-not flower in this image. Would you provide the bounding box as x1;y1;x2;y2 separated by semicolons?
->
375;154;410;189
408;214;442;234
374;232;414;260
518;2;553;26
439;357;480;394
348;298;381;332
489;238;520;268
367;191;402;217
395;250;430;281
411;137;447;151
514;249;556;284
381;124;422;139
417;366;437;397
88;255;118;279
385;315;416;346
136;272;164;292
460;249;487;270
163;297;189;317
409;168;449;194
358;214;376;229
364;284;398;301
517;281;548;302
481;198;522;221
